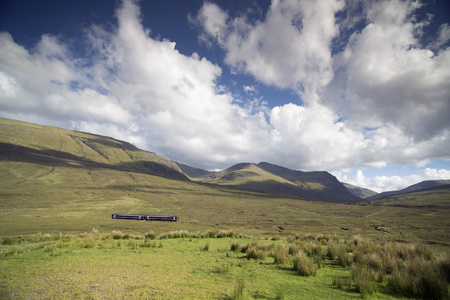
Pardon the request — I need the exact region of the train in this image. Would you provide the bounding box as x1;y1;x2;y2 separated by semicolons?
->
111;214;178;222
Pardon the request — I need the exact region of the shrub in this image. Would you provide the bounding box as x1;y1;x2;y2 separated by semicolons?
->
293;250;317;276
273;244;288;265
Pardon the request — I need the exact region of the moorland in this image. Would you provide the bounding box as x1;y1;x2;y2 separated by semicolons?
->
0;117;449;299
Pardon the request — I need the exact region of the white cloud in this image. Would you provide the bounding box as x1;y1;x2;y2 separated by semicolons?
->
0;0;449;190
243;85;256;94
336;168;450;193
195;0;344;97
326;0;450;142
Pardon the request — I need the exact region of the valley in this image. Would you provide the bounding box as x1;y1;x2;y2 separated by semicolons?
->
1;117;449;299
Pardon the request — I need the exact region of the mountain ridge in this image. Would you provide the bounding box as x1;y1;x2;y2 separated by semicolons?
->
176;160;361;202
366;180;450;200
2;117;448;204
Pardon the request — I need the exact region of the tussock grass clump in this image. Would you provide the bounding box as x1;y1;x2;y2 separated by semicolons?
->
364;252;383;271
144;231;156;240
326;240;339;260
230;241;241;252
352;263;378;299
201;230;217;238
246;246;267;260
1;236;15;245
82;238;97;248
140;240;157;248
332;275;352;290
216;264;229;274
112;230;123;240
437;253;450;282
388;257;449;299
1;246;23;257
289;240;321;257
231;279;245;299
317;233;329;245
337;247;352;268
127;239;139;249
273;244;288;265
158;230;190;239
216;230;236;238
293;250;317;276
413;242;432;260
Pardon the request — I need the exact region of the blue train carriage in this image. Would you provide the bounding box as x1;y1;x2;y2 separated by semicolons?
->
111;214;178;222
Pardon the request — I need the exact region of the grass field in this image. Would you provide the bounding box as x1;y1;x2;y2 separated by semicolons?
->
2;230;448;299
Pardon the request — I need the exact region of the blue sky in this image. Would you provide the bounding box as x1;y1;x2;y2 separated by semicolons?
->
0;0;449;192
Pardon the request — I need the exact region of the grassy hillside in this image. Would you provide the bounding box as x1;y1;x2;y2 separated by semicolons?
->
182;161;362;203
1;118;450;299
0;117;449;247
344;183;378;199
367;180;450;200
363;184;450;208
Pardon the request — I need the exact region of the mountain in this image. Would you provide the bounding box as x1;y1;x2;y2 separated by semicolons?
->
366;180;450;200
363;184;450;208
0;117;359;203
179;161;361;203
343;183;378;199
0;118;187;181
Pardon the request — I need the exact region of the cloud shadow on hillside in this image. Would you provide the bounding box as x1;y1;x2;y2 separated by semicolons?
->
0;142;186;180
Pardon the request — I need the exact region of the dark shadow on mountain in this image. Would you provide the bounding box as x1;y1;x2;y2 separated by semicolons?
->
218;180;359;203
0;142;187;181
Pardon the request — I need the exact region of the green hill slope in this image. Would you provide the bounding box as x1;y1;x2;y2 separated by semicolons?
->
0;118;186;181
366;180;450;200
363;184;450;208
181;161;361;202
344;183;378;199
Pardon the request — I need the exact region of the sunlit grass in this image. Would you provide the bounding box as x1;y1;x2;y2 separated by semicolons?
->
1;230;448;299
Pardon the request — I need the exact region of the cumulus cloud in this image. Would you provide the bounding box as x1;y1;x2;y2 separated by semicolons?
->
195;0;344;96
326;0;450;142
0;0;449;191
0;0;272;170
336;168;450;193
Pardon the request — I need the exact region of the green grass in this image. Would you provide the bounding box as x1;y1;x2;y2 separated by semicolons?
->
3;231;441;299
